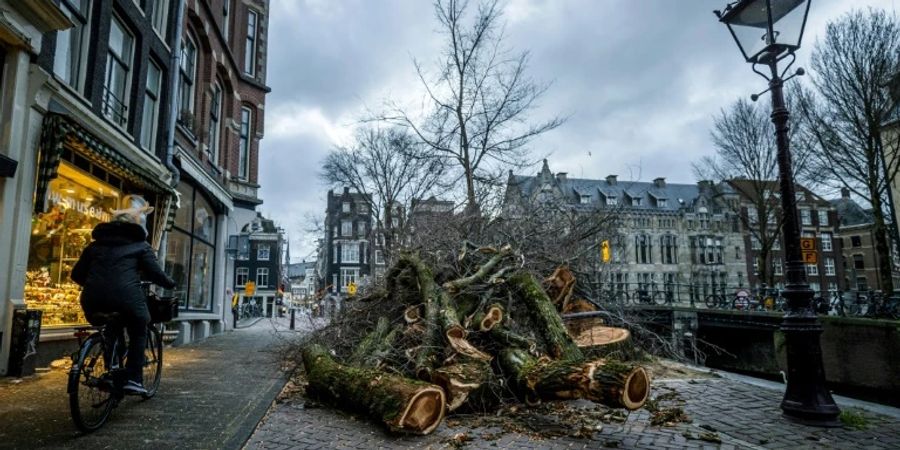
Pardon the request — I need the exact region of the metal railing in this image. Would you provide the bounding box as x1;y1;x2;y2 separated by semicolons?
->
102;86;129;127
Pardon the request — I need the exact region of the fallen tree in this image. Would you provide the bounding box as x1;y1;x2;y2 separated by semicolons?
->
299;246;649;435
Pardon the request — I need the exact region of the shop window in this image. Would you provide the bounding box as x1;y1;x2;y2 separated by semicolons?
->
54;0;91;91
165;183;217;311
140;60;162;151
25;162;122;325
238;107;252;179
245;9;258;75
236;267;249;286
256;268;269;287
103;16;134;128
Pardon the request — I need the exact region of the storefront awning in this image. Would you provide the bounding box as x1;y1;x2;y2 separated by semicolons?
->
35;113;178;217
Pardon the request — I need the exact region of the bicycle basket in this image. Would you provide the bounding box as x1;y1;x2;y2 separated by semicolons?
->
147;293;179;323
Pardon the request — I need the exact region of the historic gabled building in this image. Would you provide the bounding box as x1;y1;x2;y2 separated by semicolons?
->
726;179;845;295
233;213;284;317
165;0;270;341
323;188;380;294
504;160;748;303
830;188;900;292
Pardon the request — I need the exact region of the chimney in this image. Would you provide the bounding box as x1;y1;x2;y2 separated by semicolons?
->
841;187;851;199
697;180;713;191
556;172;567;182
653;177;666;188
606;175;617;185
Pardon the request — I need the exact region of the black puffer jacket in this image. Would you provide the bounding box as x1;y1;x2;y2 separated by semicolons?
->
71;222;176;314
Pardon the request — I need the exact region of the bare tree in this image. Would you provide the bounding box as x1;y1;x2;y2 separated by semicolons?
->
797;8;900;293
381;0;564;213
694;96;811;286
320;126;447;260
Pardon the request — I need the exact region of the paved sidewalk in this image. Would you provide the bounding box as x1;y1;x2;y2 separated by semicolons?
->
0;317;301;450
245;371;900;449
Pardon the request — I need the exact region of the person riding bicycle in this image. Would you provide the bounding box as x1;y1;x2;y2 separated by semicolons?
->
71;196;176;396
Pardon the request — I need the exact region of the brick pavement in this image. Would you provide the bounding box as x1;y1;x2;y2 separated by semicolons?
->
245;371;900;449
0;317;301;449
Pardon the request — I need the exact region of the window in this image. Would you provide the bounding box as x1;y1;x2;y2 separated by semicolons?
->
223;0;232;40
856;277;868;292
244;10;258;75
632;196;642;206
657;198;667;208
375;250;385;265
853;254;865;270
341;220;352;236
257;244;270;261
747;206;758;224
340;268;359;292
140;61;162;150
580;194;591;204
165;183;217;311
806;263;818;276
238;107;252;179
825;257;836;276
750;235;761;250
54;0;90;91
151;0;169;36
178;35;197;118
207;83;222;163
818;210;829;227
660;235;677;264
821;233;833;252
635;235;652;264
851;236;862;248
774;258;783;276
333;244;339;263
606;196;617;206
342;243;360;263
357;221;367;235
342;202;350;213
103;16;134;127
236;267;249;286
256;268;269;287
800;209;812;226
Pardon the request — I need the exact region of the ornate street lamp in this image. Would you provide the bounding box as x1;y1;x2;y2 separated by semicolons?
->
715;0;841;426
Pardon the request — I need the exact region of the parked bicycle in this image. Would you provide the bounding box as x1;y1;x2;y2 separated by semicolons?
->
240;298;262;319
704;288;739;309
862;290;900;320
68;284;176;432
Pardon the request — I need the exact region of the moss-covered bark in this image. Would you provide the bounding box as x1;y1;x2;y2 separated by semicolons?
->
302;344;446;434
349;316;399;368
498;348;649;410
506;272;583;361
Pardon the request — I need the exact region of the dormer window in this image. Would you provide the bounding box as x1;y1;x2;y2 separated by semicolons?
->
606;196;617;206
580;194;591;204
632;197;642;206
658;199;667;208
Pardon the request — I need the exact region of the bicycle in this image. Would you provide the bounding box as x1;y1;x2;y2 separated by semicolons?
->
863;291;900;320
68;284;175;432
704;289;734;309
599;289;629;305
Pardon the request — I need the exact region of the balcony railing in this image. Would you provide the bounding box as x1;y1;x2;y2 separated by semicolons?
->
102;86;128;127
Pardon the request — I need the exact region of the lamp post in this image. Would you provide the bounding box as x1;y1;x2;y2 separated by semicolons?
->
715;0;841;426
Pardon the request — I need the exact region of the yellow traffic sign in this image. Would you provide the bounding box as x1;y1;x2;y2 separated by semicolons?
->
800;238;816;251
601;240;611;263
245;281;256;297
802;251;817;264
347;282;357;296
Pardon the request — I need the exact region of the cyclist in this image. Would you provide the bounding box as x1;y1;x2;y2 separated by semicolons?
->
71;196;176;396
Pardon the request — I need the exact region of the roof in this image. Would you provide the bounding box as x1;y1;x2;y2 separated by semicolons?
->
828;196;873;227
287;261;317;278
726;179;832;208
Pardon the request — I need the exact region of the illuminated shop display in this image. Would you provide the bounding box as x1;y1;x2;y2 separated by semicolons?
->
25;161;121;326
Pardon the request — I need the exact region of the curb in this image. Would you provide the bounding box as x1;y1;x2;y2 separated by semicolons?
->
236;317;265;329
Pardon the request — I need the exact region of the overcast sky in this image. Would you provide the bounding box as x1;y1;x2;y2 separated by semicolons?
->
257;0;898;261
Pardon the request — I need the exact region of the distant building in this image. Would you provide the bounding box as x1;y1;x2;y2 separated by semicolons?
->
233;214;284;317
830;188;900;292
324;188;380;294
504;160;748;302
287;260;317;298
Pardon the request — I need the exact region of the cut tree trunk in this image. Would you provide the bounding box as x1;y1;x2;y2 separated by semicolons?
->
506;272;583;361
498;348;650;410
302;344;446;434
439;292;492;362
349;317;399;368
469;303;503;331
544;266;576;311
430;360;495;412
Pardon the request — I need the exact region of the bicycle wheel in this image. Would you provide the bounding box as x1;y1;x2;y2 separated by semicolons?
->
733;296;750;310
653;291;667;305
704;294;720;309
69;335;115;432
142;325;163;399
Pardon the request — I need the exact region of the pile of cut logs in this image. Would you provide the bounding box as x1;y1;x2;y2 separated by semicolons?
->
301;244;649;435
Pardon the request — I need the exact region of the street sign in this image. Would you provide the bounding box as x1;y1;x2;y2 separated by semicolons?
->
347;282;357;296
601;240;611;263
800;238;816;251
803;251;817;264
245;281;256;297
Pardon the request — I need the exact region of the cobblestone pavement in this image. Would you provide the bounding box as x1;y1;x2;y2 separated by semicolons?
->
245;373;900;450
0;317;303;450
